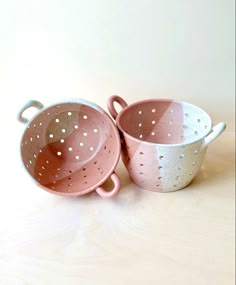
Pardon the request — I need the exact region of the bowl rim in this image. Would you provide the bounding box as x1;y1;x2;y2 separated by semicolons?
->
20;98;121;196
116;98;213;148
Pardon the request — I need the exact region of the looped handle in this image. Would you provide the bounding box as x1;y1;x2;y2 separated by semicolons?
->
18;100;44;124
201;122;226;151
107;95;128;120
96;173;121;198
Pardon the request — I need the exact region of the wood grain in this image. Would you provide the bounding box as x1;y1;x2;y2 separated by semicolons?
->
0;123;234;285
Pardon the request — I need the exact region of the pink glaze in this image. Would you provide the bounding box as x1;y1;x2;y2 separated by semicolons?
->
108;95;226;192
19;100;121;198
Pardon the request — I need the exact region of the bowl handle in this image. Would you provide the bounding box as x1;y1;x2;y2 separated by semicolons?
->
107;95;128;120
18;100;44;124
96;173;121;198
201;122;226;150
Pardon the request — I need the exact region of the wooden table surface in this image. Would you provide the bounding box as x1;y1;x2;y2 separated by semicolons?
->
0;122;234;285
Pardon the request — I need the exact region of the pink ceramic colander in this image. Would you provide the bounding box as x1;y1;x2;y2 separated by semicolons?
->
18;99;121;198
108;95;226;192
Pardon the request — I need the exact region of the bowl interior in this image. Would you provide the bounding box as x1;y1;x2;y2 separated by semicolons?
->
118;100;212;145
21;102;119;195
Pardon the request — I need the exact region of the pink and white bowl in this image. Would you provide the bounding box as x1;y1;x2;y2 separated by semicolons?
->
18;99;121;198
108;95;226;192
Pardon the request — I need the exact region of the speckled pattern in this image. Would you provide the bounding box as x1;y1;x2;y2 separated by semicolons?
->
108;96;226;192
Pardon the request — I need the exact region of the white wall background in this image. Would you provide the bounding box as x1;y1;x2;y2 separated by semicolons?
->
0;0;235;130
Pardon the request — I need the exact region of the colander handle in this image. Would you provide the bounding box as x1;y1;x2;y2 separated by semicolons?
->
201;122;226;150
107;95;128;120
18;100;44;124
95;173;121;198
